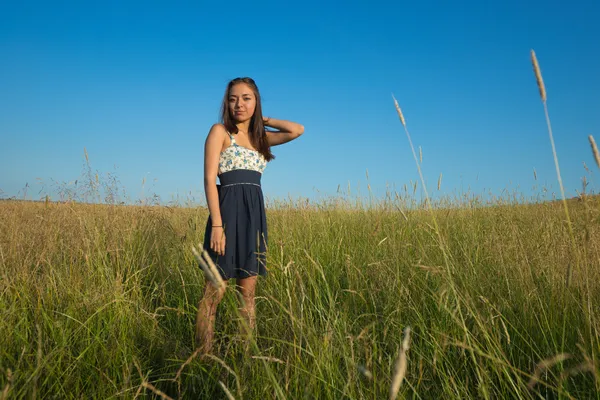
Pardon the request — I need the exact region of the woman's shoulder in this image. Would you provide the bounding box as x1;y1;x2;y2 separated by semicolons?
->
207;123;230;140
206;123;233;151
209;123;228;134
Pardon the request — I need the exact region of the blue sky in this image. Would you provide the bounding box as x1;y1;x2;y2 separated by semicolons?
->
1;0;599;206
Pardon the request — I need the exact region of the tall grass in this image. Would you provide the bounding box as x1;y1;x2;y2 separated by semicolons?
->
1;191;599;399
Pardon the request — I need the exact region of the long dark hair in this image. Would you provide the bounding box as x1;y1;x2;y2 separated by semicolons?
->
220;77;275;162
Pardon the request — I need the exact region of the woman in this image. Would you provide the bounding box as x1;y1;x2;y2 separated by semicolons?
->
196;77;304;353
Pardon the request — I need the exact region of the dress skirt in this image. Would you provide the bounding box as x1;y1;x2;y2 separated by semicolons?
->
203;169;268;280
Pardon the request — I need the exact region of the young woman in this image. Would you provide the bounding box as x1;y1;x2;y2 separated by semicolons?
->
196;77;304;353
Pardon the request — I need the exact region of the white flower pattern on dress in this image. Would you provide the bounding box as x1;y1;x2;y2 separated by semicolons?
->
219;134;267;175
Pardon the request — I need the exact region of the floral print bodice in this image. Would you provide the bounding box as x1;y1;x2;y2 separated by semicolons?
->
219;133;268;175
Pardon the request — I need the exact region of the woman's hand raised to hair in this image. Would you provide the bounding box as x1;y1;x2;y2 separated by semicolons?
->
263;117;304;147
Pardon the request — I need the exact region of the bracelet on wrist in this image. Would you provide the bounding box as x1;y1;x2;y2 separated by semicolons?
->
212;225;223;228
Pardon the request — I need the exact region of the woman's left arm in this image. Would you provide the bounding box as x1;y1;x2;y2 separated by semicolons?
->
264;117;304;146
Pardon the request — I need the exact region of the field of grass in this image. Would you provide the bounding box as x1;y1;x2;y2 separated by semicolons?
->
1;190;599;399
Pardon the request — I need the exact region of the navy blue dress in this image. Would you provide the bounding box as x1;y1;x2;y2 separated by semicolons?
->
203;133;268;280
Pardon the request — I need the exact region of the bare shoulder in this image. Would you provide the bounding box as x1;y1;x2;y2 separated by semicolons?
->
206;123;228;143
208;123;228;137
205;123;230;154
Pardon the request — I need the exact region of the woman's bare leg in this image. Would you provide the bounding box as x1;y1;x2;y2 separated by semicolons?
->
236;276;258;342
195;282;227;354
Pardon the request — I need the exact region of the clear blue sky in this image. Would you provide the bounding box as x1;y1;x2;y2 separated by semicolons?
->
1;0;599;206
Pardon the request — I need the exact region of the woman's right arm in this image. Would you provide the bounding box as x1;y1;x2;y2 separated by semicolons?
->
204;124;226;255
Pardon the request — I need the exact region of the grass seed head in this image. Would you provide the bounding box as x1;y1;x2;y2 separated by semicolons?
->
392;94;406;127
527;353;571;390
202;249;226;289
191;245;224;289
530;50;546;102
588;135;600;169
389;326;411;400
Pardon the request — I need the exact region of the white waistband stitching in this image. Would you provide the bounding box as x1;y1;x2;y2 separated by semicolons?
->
221;182;261;188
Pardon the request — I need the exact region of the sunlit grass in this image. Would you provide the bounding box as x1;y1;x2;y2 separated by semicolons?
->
0;188;599;399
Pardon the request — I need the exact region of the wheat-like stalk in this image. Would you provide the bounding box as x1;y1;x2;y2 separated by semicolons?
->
531;50;546;102
531;49;578;286
527;353;571;390
588;135;600;169
392;94;406;127
191;245;225;289
202;249;226;287
389;326;411;400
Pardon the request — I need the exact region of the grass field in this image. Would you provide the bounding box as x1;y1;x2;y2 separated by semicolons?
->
1;189;599;399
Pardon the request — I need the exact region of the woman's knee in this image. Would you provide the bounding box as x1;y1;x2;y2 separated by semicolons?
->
236;276;257;298
202;282;227;305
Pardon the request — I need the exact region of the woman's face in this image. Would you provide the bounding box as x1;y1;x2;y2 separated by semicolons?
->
228;83;256;123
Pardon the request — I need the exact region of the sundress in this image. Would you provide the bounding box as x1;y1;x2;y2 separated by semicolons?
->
203;132;268;280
